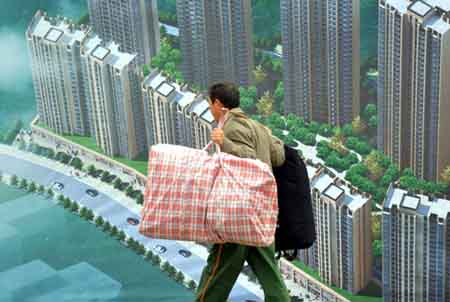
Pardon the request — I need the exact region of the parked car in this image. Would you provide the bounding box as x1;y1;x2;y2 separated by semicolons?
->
86;189;99;197
52;182;64;191
178;249;192;258
154;245;167;254
127;217;139;225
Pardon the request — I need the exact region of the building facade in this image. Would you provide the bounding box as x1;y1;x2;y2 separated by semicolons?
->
176;0;254;89
27;11;92;136
280;0;360;126
142;70;214;149
298;162;372;294
88;0;160;65
382;183;450;302
377;0;450;181
81;34;146;159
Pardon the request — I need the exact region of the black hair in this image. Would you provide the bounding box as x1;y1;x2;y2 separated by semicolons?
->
208;82;240;109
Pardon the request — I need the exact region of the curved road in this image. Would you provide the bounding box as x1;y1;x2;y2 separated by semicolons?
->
0;150;262;302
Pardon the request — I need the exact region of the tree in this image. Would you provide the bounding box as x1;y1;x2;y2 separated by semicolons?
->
368;115;378;129
87;165;96;176
143;64;151;77
113;178;122;189
365;151;386;181
441;166;450;185
175;271;185;284
145;250;154;261
372;216;381;241
372;240;382;258
10;175;18;186
137;244;146;255
86;209;94;221
162;261;171;272
38;185;45;194
253;65;267;86
399;175;419;193
136;194;144;205
256;91;274;117
63;198;72;209
308;121;320;134
103;221;112;232
126;237;136;249
240;96;255;113
188;280;197;291
282;134;297;148
111;226;119;237
126;186;134;197
70;202;79;213
101;171;110;182
352;116;367;136
167;265;177;278
118;230;126;241
19;179;28;190
152;254;161;266
363;104;377;120
318;124;333;137
47;188;54;199
330;129;347;155
71;157;83;170
80;207;88;218
95;216;104;227
28;182;37;193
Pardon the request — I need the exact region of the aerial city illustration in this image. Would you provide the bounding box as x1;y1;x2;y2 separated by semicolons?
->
0;0;449;301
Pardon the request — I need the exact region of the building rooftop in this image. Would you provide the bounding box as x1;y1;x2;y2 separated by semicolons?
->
157;82;175;97
92;46;110;61
201;110;214;123
44;28;63;42
310;165;370;211
385;185;450;219
324;184;345;201
190;100;209;117
402;195;421;210
28;11;88;47
409;0;433;17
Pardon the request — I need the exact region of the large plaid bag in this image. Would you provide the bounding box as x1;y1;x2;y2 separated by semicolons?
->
139;143;278;247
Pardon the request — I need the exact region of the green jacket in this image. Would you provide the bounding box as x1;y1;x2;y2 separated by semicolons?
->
220;108;285;171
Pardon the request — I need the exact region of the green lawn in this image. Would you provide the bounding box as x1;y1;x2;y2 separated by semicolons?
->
36;124;148;175
291;260;382;302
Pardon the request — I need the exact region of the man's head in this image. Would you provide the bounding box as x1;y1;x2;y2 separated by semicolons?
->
207;82;240;122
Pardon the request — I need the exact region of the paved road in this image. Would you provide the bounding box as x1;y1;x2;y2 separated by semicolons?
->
0;152;262;302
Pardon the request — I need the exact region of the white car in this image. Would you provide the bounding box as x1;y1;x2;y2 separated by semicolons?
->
52;182;64;191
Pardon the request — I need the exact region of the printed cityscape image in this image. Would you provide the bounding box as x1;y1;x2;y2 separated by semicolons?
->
0;0;449;301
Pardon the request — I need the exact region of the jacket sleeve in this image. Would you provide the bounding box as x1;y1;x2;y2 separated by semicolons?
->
270;134;285;168
221;120;257;159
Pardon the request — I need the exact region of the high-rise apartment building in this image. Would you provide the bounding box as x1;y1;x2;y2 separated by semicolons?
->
176;0;254;89
280;0;360;126
378;0;450;181
142;70;213;149
382;183;450;302
27;11;91;136
81;34;146;159
88;0;160;65
298;163;372;294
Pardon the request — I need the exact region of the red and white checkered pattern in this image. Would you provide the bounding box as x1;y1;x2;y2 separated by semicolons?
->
139;144;278;247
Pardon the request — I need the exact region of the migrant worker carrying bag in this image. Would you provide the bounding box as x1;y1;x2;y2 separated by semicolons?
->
139;110;279;247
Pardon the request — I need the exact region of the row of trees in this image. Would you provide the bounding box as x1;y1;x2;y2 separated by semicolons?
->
52;186;198;291
24;141;145;205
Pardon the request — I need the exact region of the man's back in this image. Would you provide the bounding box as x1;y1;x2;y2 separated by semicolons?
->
221;108;285;170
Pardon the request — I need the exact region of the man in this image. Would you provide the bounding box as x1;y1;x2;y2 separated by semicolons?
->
195;82;290;302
